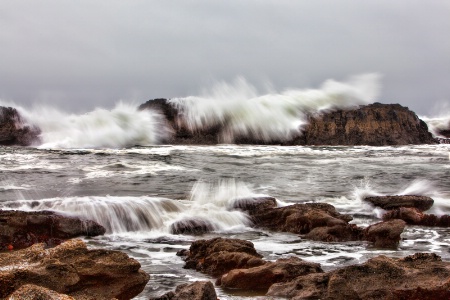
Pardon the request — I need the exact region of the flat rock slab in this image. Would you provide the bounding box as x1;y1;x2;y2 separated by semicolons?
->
364;195;434;211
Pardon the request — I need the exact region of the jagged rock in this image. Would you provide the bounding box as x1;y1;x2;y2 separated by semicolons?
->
0;239;149;299
170;218;214;235
0;106;41;146
298;103;437;145
383;207;450;227
364;219;406;248
364;195;434;211
150;281;217;300
219;256;323;291
183;237;265;277
140;100;436;146
7;284;75;300
0;210;106;250
267;253;450;300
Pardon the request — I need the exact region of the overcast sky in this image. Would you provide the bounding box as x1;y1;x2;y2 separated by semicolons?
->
1;0;449;115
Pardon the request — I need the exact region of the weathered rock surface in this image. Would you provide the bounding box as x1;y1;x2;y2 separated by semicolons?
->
7;284;75;300
0;239;149;299
170;218;214;235
383;207;450;227
0;106;41;146
364;219;406;248
0;210;106;250
267;253;450;300
219;256;323;291
140;100;436;145
182;237;265;277
364;195;434;211
150;281;217;300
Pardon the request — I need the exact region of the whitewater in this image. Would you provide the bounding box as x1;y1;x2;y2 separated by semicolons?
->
1;75;450;299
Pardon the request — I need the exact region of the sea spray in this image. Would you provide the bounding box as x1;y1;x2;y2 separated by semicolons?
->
16;102;171;148
169;74;381;143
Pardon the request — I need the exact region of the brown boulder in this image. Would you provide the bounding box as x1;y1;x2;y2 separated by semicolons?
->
231;196;278;215
0;210;106;250
364;195;434;211
219;256;323;291
170;218;214;235
183;237;265;277
150;281;217;300
268;253;450;300
364;219;406;248
7;284;75;300
0;106;41;146
0;239;149;299
383;207;450;227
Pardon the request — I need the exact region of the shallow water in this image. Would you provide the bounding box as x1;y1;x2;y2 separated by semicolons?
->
1;144;449;299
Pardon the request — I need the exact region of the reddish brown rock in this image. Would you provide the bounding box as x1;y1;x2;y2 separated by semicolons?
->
383;207;450;227
364;219;406;248
268;253;450;300
0;210;105;251
219;256;323;291
7;284;75;300
183;237;265;277
364;195;434;211
150;281;217;300
0;239;149;299
0;106;41;146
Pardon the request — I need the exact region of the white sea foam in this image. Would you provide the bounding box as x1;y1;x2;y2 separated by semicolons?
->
422;114;450;138
169;74;381;143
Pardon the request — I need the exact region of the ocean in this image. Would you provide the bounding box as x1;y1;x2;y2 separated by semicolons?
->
1;143;449;299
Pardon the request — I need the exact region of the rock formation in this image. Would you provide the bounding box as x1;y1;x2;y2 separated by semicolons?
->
140;99;437;145
150;281;217;300
0;239;150;299
0;106;41;146
383;207;450;227
364;195;434;211
0;210;106;250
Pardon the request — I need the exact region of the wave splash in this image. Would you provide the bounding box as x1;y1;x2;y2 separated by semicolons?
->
170;74;381;143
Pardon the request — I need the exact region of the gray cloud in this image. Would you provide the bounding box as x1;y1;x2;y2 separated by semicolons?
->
0;0;449;115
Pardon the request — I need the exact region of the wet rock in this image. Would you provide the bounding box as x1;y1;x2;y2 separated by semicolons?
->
0;239;150;299
183;237;265;277
0;210;106;250
267;253;450;300
364;219;406;248
7;284;75;300
219;256;323;291
383;207;450;227
0;106;41;146
231;196;277;214
305;224;364;242
364;195;434;211
170;218;214;235
150;281;217;300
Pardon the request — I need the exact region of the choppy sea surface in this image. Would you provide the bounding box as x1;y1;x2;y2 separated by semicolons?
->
1;144;450;299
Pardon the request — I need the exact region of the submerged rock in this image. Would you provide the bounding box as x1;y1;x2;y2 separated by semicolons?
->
0;106;41;146
150;281;217;300
0;239;150;299
383;207;450;227
182;237;265;277
170;218;215;235
0;210;106;250
219;256;323;291
364;195;434;211
267;253;450;300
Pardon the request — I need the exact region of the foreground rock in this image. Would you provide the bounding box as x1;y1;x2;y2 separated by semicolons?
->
383;207;450;227
0;239;150;299
140;100;436;145
219;257;323;291
181;237;265;277
0;106;41;146
364;219;406;248
7;284;75;300
0;210;106;250
150;281;217;300
364;195;434;211
267;253;450;299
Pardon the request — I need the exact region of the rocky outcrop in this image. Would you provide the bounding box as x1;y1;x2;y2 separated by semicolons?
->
364;195;434;211
0;210;105;251
0;106;41;146
181;237;265;277
7;284;75;300
383;207;450;227
140;100;436;145
150;281;217;300
0;239;150;299
267;253;450;300
219;257;323;291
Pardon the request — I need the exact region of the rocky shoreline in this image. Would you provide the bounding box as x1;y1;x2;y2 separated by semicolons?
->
1;192;449;299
